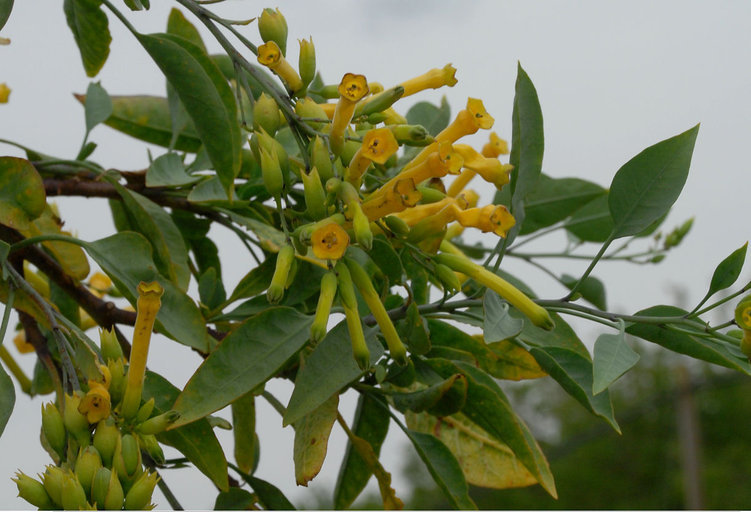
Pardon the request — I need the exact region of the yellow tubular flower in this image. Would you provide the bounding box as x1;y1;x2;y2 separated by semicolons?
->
0;83;10;103
335;262;370;370
454;204;516;237
330;73;369;156
381;106;407;125
257;41;303;93
78;382;111;424
13;331;34;354
447;169;477;197
120;281;164;420
453;144;512;189
399;63;458;97
89;272;113;295
345;128;400;186
403;98;494;171
394;195;468;226
436;246;554;330
311;223;349;260
362;178;421;221
345;258;408;365
482;132;510;158
319;102;336;119
310;271;338;343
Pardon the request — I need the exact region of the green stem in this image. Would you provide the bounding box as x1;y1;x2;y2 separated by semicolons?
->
509;222;566;250
10;233;85;254
690;282;751;318
155;471;183;511
562;234;614;300
261;390;287;417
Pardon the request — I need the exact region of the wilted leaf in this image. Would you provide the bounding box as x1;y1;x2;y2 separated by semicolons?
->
293;394;339;486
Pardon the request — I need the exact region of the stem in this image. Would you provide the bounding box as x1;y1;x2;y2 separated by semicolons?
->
261;390;287;417
509;222;566;250
155;471;184;511
562;234;614;300
690;282;751;318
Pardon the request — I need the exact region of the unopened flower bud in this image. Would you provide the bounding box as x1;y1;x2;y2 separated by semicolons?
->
435;263;462;294
75;445;102;497
253;93;281;136
63;392;91;446
91;467;124;511
99;327;124;363
135;397;155;424
383;215;411;237
108;357;126;406
136;433;165;465
311;271;338;342
114;433;142;486
41;402;66;460
268;244;295;304
258;8;288;56
354;86;404;118
41;465;65;507
93;418;119;468
298;37;316;89
137;410;181;436
335;262;370;370
388;124;432;146
310;135;334;182
301;166;328;220
13;471;54;509
260;147;284;199
61;470;89;511
124;470;160;511
295;97;328;131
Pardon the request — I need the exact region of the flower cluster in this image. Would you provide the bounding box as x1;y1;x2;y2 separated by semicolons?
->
253;9;553;369
13;282;178;510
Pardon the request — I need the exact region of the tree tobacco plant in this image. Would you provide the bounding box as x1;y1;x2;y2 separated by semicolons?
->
0;1;750;510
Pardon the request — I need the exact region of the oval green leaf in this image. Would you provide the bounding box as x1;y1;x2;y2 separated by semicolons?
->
0;157;46;231
707;242;748;299
519;175;605;235
609;124;699;239
483;290;524;342
592;329;640;395
0;356;14;437
172;307;313;428
63;0;111;77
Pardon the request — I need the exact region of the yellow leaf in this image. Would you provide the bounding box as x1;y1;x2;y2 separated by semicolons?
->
406;411;539;490
293;393;338;486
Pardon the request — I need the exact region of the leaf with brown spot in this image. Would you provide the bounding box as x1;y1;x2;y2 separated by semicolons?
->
293;393;339;486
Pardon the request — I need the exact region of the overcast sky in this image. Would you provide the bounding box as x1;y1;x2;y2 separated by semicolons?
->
2;1;751;509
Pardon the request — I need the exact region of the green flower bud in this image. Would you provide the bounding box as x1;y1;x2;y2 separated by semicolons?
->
298;37;316;89
258;7;288;56
137;410;180;436
256;128;290;175
91;467;124;511
124;470;160;511
285;257;299;289
295;213;347;245
382;215;410;237
335;262;370;370
75;445;102;497
416;185;446;203
41;402;67;460
108;357;126;406
301;166;328;220
310;135;334;182
345;258;408;365
61;470;89;511
353;209;373;251
135;397;155;424
310;83;339;99
268;244;295;304
388;123;433;146
93;418;119;469
295;97;328;131
253;93;281;136
435;263;462;294
63;392;91;446
41;465;65;507
355;86;404;117
311;271;338;343
336;180;373;250
136;433;165;465
114;433;142;491
13;471;54;509
99;327;124;363
260;147;284;198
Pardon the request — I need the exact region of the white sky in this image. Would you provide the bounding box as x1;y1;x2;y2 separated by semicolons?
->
1;1;751;509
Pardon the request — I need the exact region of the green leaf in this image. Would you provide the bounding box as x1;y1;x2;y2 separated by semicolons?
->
172;307;313;428
424;358;557;498
609;124;700;239
406;411;538;490
626;305;751;374
143;371;229;491
83;232;210;352
0;0;13;31
167;7;206;53
529;346;620;432
0;240;9;266
214;488;255;511
519;175;605;235
393;373;467;416
369;237;404;285
239;474;296;510
483;290;524;342
198;267;226;311
221;209;286;252
405;96;451;136
334;394;390;509
187;176;230;203
485;340;547;381
83;81;112;135
146;153;200;187
63;0;111;77
592;327;639;395
404;429;477;510
231;392;257;474
293;393;339;486
75;94;202;151
561;273;607;310
706;242;748;300
137;33;241;198
228;257;276;303
0;352;14;437
564;194;613;243
500;62;544;245
0;157;46;230
284;321;383;426
109;181;191;290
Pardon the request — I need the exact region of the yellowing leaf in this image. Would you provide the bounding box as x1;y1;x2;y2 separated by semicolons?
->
486;338;547;380
406;411;538;490
293;393;339;486
0;157;46;231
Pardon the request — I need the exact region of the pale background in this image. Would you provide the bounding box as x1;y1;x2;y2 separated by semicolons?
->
1;1;750;508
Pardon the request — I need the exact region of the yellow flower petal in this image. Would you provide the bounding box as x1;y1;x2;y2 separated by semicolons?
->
311;223;350;260
338;73;369;102
482;132;510;157
0;83;10;104
13;331;34;354
78;385;111;424
399;64;458;97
